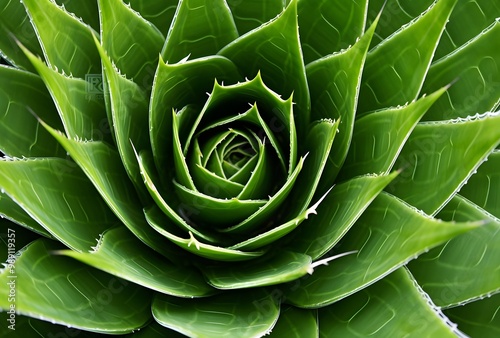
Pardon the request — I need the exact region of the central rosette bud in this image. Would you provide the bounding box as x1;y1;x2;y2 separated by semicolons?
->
171;73;296;231
141;71;337;263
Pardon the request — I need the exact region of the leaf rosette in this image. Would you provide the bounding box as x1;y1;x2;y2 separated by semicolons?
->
1;0;500;337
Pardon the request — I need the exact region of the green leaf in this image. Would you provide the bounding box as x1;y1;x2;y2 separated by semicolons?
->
60;226;215;298
289;172;398;260
185;74;295;175
306;16;376;190
0;65;65;158
290;119;339;211
339;87;447;180
0;313;103;338
145;206;264;262
409;195;500;308
444;293;500;337
137;150;220;244
219;0;310;134
149;56;241;181
95;38;150;201
366;0;434;49
127;0;178;36
42;124;176;257
358;0;457;113
298;0;367;64
0;312;102;338
459;150;500;218
23;47;110;143
220;155;305;235
387;113;500;215
422;19;500;121
228;194;323;251
366;1;500;61
434;0;500;59
0;239;152;334
55;0;100;32
268;305;317;338
173;179;267;228
152;288;279;338
318;268;460;337
98;0;164;88
202;251;312;289
0;158;118;252
227;0;286;35
285;192;478;308
22;0;100;78
0;0;42;71
0;193;51;238
162;0;238;63
125;321;186;338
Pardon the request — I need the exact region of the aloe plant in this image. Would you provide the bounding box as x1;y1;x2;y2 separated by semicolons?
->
0;0;499;336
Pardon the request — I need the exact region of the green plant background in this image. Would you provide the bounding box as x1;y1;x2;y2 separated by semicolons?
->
0;0;499;337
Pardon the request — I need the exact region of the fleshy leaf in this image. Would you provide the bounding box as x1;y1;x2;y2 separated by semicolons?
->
283;119;339;218
409;195;500;308
387;113;500;215
422;19;500;121
145;206;264;262
227;0;286;35
173;179;267;228
0;239;152;334
228;190;327;251
202;251;312;289
459;150;500;218
56;0;100;32
23;47;110;143
162;0;238;63
60;226;215;298
366;0;433;48
0;193;51;238
267;305;317;338
444;293;500;337
0;65;65;157
98;0;164;88
22;0;100;77
220;155;305;235
184;74;295;175
358;0;457;113
434;0;500;59
95;37;150;201
0;313;103;338
289;172;398;260
339;87;447;180
152;289;279;338
0;158;118;252
318;268;461;337
219;0;310;134
42;124;175;257
149;56;241;181
285;192;478;308
128;0;178;36
137;150;220;243
0;0;42;71
306;15;376;190
298;0;367;64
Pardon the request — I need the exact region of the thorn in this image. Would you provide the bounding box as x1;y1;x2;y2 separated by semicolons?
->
187;231;200;250
307;250;358;274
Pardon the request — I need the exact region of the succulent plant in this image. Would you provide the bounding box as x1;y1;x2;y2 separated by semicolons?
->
1;0;499;336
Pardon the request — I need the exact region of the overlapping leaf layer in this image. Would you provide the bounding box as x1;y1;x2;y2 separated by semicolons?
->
0;0;499;337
